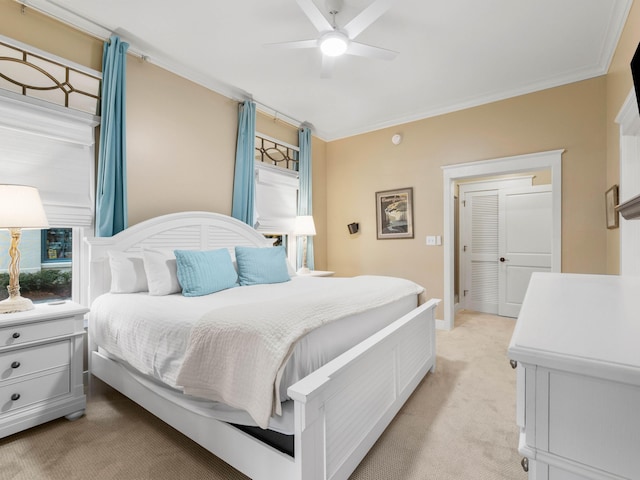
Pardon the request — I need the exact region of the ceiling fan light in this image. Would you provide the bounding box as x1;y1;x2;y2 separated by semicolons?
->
320;33;348;57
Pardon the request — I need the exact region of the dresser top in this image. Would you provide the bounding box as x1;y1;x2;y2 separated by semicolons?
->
508;273;640;383
0;301;88;327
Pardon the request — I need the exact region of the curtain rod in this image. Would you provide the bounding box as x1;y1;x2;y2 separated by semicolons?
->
20;0;313;132
250;99;313;133
18;0;148;61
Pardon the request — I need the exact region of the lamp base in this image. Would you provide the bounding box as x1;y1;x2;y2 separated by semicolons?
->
296;267;311;275
0;295;35;314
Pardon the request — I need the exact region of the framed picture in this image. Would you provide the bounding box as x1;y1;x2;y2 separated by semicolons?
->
605;184;619;229
375;187;414;239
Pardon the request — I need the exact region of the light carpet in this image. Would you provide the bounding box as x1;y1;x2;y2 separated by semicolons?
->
0;310;524;479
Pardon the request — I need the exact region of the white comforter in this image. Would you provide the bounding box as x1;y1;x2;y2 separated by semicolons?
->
175;275;423;428
89;275;423;428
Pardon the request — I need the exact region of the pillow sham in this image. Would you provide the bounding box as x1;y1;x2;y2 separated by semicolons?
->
174;248;238;297
108;251;148;294
235;246;291;286
142;248;181;296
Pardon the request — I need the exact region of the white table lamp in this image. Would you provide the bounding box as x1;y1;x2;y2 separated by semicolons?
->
293;215;316;275
0;185;49;313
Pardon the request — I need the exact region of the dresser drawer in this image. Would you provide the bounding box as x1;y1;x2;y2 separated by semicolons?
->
0;368;70;415
0;317;75;347
0;340;70;382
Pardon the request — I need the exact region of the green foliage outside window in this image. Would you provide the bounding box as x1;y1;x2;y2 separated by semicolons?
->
0;269;71;302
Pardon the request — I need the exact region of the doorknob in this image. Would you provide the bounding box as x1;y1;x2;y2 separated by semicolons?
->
500;257;506;262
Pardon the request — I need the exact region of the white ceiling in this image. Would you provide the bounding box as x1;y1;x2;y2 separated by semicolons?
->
25;0;632;140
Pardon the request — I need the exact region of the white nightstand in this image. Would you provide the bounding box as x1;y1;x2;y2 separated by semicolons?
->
0;301;88;439
297;270;335;277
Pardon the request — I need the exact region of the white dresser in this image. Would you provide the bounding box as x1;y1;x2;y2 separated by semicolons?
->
0;301;87;438
508;273;640;480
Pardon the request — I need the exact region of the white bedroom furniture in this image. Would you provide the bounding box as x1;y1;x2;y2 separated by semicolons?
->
297;270;334;277
508;272;640;480
0;301;87;438
85;211;439;480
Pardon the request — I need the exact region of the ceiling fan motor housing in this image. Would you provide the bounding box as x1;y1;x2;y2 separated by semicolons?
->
326;0;344;15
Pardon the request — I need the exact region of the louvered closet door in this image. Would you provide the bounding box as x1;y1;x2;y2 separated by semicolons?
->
464;191;499;314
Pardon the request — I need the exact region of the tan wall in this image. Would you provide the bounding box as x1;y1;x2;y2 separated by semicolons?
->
2;0;631;300
326;77;607;318
606;1;640;274
0;0;328;269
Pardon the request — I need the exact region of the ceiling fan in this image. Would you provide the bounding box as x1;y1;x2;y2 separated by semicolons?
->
265;0;397;78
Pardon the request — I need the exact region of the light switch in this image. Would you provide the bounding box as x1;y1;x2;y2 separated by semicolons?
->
426;236;436;246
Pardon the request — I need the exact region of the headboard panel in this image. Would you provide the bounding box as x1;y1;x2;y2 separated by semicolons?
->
84;211;271;305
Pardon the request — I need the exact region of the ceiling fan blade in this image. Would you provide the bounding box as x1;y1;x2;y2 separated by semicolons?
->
320;55;335;79
347;41;397;61
343;0;392;39
263;39;319;50
296;0;333;33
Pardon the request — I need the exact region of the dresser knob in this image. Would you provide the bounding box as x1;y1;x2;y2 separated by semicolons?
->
10;393;20;401
10;361;20;369
509;359;517;369
521;457;529;472
12;332;20;339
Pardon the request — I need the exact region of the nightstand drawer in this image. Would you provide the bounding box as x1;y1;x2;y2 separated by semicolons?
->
0;317;75;347
0;368;70;414
0;340;70;382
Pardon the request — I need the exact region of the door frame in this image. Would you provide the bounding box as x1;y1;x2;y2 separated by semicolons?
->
441;150;563;330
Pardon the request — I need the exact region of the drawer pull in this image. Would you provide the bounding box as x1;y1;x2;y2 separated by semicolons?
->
509;359;517;369
10;393;20;401
12;332;20;339
10;361;20;369
521;457;529;472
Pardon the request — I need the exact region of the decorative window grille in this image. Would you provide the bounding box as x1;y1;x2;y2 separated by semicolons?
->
255;133;299;171
0;37;101;115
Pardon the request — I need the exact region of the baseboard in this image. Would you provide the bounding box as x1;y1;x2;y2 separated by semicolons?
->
435;318;450;331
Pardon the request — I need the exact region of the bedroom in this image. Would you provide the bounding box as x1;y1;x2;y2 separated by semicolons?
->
0;0;639;478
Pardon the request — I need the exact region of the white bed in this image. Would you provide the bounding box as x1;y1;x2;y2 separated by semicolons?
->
85;211;439;480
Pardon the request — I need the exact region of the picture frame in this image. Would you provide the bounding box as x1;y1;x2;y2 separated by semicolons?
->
605;184;619;229
376;187;414;239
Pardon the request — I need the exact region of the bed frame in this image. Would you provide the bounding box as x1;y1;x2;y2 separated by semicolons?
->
85;211;439;480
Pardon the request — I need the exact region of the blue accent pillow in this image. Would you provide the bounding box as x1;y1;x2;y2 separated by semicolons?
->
174;249;238;297
235;246;291;286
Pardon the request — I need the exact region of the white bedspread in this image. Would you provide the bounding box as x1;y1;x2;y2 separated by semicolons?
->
175;275;423;428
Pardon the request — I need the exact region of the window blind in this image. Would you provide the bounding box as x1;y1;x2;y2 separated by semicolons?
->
254;162;299;234
0;93;99;227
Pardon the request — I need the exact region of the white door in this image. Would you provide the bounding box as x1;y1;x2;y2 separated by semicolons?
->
498;185;553;317
462;191;499;314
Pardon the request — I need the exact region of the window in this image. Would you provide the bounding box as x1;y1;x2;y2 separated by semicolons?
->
254;133;300;267
0;37;101;305
0;228;72;303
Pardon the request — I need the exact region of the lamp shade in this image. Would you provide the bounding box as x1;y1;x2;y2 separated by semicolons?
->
0;185;49;229
293;215;316;236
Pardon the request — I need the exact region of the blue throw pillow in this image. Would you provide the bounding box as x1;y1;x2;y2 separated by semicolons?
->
174;249;238;297
235;246;291;286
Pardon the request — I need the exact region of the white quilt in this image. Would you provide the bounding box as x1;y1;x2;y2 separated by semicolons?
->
175;275;423;428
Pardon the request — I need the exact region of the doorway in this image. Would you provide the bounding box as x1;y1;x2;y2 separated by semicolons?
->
441;150;563;330
459;178;553;318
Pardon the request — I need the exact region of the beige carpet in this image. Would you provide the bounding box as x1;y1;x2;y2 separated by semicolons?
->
1;310;524;479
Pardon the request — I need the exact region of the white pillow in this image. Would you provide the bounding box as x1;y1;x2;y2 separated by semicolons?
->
142;248;181;296
108;251;148;293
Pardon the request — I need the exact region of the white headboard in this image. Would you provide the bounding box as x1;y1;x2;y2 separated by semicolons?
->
84;211;271;305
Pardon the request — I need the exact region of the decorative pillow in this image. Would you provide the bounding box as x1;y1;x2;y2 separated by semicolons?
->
174;248;238;297
108;251;148;293
235;246;291;286
142;248;181;296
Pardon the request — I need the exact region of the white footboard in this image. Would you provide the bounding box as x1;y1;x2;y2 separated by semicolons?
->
90;300;438;480
288;299;439;480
